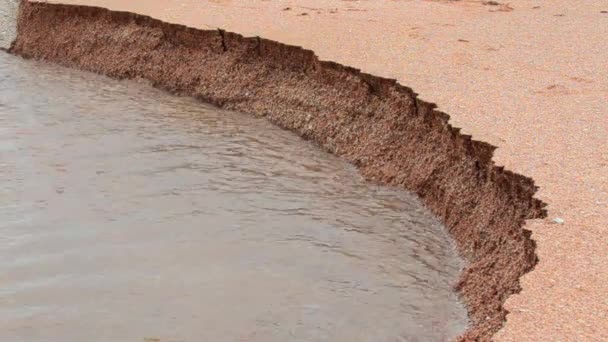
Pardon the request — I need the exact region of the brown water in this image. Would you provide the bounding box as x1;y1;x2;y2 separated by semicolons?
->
0;53;467;342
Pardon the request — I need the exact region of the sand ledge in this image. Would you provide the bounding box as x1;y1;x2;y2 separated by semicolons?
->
9;1;547;340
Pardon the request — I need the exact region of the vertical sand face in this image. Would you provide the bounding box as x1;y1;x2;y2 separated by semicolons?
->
7;1;548;341
0;0;18;49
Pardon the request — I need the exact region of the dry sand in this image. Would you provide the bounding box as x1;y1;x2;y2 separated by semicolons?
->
37;0;608;340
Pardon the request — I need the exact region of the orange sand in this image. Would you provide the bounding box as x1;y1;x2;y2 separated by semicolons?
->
46;0;608;340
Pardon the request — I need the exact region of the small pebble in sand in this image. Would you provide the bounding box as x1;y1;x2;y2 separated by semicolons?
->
552;217;565;224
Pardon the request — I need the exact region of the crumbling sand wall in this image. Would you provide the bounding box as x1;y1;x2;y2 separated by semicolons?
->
9;1;547;340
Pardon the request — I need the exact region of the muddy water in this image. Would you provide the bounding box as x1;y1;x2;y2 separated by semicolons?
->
0;0;18;50
0;53;467;342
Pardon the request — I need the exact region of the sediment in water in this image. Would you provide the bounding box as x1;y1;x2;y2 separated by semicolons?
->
9;1;547;340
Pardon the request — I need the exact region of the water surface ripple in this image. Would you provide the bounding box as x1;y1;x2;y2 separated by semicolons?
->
0;53;467;342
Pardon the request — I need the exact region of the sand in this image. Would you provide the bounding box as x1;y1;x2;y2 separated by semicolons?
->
25;0;608;340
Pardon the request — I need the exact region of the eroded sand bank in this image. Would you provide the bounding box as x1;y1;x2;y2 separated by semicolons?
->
8;0;608;341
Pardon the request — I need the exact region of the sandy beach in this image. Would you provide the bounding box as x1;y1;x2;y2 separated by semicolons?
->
16;0;608;340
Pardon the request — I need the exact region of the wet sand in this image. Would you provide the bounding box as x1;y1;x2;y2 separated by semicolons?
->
17;0;608;340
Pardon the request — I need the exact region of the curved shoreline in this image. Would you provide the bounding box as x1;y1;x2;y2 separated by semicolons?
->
9;1;547;340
